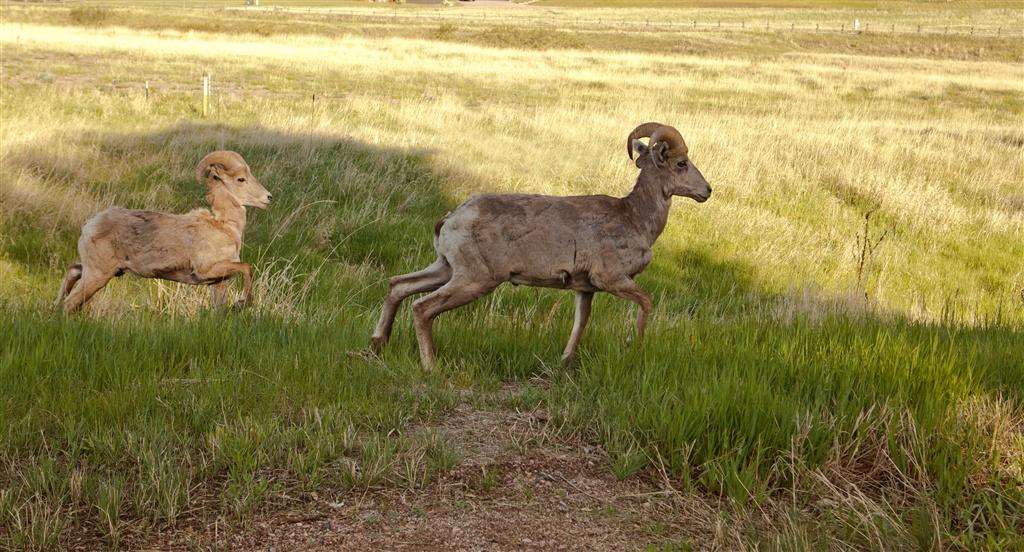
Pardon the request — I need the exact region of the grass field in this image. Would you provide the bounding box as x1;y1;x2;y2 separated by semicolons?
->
1;1;1022;550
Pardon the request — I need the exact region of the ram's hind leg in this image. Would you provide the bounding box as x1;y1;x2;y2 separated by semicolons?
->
371;257;452;353
411;275;498;370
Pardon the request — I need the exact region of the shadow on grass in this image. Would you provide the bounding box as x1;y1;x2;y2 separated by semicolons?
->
3;120;1020;387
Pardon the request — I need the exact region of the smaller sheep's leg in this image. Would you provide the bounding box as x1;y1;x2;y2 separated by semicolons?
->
602;278;652;339
371;257;452;353
62;268;115;314
411;277;498;370
561;291;594;366
194;261;253;307
55;263;83;307
209;280;232;307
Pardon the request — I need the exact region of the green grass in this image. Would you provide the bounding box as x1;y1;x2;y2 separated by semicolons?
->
1;3;1022;549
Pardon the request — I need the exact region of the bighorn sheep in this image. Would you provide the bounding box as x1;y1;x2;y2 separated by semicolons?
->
55;151;272;313
371;122;712;369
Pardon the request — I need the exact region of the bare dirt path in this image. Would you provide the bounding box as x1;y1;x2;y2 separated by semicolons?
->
143;386;723;551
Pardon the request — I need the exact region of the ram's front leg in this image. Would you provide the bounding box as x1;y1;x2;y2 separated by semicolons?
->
595;276;652;340
194;261;254;308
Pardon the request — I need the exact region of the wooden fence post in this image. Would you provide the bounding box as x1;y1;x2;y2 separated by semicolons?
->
309;92;317;139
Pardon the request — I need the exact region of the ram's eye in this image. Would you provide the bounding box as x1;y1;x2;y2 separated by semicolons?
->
677;161;688;170
238;178;247;183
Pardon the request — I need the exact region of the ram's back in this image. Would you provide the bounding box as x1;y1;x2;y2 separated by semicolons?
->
435;193;649;290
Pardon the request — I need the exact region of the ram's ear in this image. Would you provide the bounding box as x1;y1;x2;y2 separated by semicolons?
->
631;139;649;160
649;141;669;168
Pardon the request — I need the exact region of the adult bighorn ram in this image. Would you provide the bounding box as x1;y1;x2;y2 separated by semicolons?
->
55;151;272;313
371;122;712;369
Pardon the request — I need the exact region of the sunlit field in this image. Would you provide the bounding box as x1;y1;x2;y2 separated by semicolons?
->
1;1;1021;550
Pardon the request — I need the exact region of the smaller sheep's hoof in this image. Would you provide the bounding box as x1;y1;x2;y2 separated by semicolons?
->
370;336;386;354
560;354;577;368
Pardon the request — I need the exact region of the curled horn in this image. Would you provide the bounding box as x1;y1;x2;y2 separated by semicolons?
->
627;122;662;160
195;150;245;184
626;122;687;159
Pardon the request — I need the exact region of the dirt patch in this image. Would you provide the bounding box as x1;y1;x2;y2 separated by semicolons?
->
142;387;720;551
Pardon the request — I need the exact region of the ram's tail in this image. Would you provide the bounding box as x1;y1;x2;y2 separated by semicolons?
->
433;213;449;238
432;212;452;249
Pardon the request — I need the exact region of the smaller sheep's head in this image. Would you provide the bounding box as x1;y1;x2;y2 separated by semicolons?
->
195;150;272;209
627;122;711;203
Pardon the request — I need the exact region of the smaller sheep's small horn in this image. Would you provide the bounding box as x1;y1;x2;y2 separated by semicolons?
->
195;150;246;184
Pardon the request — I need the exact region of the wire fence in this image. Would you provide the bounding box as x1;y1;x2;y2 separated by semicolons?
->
246;6;1017;37
2;0;1018;38
13;73;559;112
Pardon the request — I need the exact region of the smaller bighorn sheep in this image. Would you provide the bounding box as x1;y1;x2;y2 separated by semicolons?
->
55;151;272;313
372;122;712;369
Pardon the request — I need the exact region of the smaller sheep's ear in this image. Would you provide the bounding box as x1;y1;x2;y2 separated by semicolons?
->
205;163;228;185
631;139;649;159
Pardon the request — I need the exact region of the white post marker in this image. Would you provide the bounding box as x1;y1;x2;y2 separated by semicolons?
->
854;19;861;32
202;74;210;118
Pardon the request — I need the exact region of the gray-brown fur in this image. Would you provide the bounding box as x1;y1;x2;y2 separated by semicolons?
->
55;151;272;313
372;123;712;369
